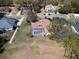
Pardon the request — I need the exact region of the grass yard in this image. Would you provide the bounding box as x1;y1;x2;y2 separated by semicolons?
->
1;37;67;59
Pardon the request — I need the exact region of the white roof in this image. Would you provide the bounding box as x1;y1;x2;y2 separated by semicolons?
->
72;14;79;19
45;4;56;11
73;14;79;17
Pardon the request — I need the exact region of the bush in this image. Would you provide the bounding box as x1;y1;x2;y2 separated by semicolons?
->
59;5;73;14
26;12;38;23
49;17;69;42
64;32;79;59
59;0;79;14
0;36;9;53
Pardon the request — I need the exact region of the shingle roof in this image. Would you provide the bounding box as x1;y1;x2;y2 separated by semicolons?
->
0;19;12;30
0;16;17;32
31;19;50;29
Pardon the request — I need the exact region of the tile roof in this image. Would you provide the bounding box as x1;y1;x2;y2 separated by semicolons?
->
31;19;51;29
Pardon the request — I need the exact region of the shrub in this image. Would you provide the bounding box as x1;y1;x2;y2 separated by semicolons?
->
49;17;69;42
64;32;79;59
0;36;9;53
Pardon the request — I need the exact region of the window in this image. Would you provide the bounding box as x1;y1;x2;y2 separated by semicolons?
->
34;28;44;30
34;31;43;34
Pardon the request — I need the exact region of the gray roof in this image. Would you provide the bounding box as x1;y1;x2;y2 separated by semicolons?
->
0;16;17;31
0;19;12;30
46;13;69;19
37;13;69;19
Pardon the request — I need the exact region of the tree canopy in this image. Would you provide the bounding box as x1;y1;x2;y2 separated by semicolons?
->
59;0;79;13
0;0;13;6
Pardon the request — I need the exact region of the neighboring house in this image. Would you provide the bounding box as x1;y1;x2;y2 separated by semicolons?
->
45;13;69;19
45;4;58;14
37;12;69;20
37;4;70;20
31;19;51;36
0;16;18;34
70;22;79;34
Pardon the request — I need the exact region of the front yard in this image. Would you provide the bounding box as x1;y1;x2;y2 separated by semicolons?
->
0;17;67;59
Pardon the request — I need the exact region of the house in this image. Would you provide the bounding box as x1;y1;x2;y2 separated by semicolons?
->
0;16;18;34
45;4;58;13
31;19;51;36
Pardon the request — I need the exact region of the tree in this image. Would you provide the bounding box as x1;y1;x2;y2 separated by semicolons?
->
0;36;9;53
14;0;39;6
0;0;13;6
49;17;69;42
71;0;79;13
64;32;79;59
26;11;38;23
59;0;79;13
59;4;74;14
